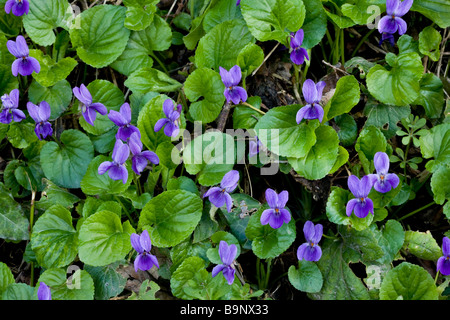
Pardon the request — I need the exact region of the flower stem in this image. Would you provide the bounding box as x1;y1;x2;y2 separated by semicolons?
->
434;270;440;285
133;172;142;197
114;195;135;226
397;201;435;221
292;64;302;104
340;28;345;65
241;101;265;115
351;29;376;58
29;189;36;286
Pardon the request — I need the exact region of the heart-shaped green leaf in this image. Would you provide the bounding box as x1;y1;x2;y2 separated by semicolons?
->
40;129;94;189
70;5;130;68
31;205;78;269
112;15;172;76
367;52;424;106
240;0;305;45
379;262;439;300
195;19;254;71
255;105;319;159
139;190;203;247
184;67;225;124
288;125;340;180
123;0;159;31
23;0;72;46
78;210;135;266
288;260;323;293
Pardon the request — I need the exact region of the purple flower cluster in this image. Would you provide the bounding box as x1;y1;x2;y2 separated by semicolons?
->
2;34;161;182
98;102;159;183
0;89;25;124
378;0;413;45
346;152;399;218
0;88;54;141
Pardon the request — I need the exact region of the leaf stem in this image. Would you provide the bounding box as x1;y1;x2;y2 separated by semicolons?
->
351;29;376;58
150;52;169;75
241;101;265;115
397;201;435;221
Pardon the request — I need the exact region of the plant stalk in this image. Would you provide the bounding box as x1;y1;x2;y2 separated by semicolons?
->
397;201;435;221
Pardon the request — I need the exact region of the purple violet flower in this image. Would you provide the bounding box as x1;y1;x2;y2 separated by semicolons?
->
128;131;159;175
98;139;130;184
37;282;51;300
73;84;108;126
219;65;248;105
0;89;25;124
27;101;53;140
154;99;182;138
379;32;396;46
378;0;413;36
368;152;399;193
236;0;240;5
346;175;374;219
296;221;323;262
203;170;239;212
249;137;265;158
5;0;29;16
131;230;159;273
108;102;140;141
7;35;40;77
437;237;450;276
290;29;309;65
212;240;237;285
296;79;326;124
260;188;291;229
